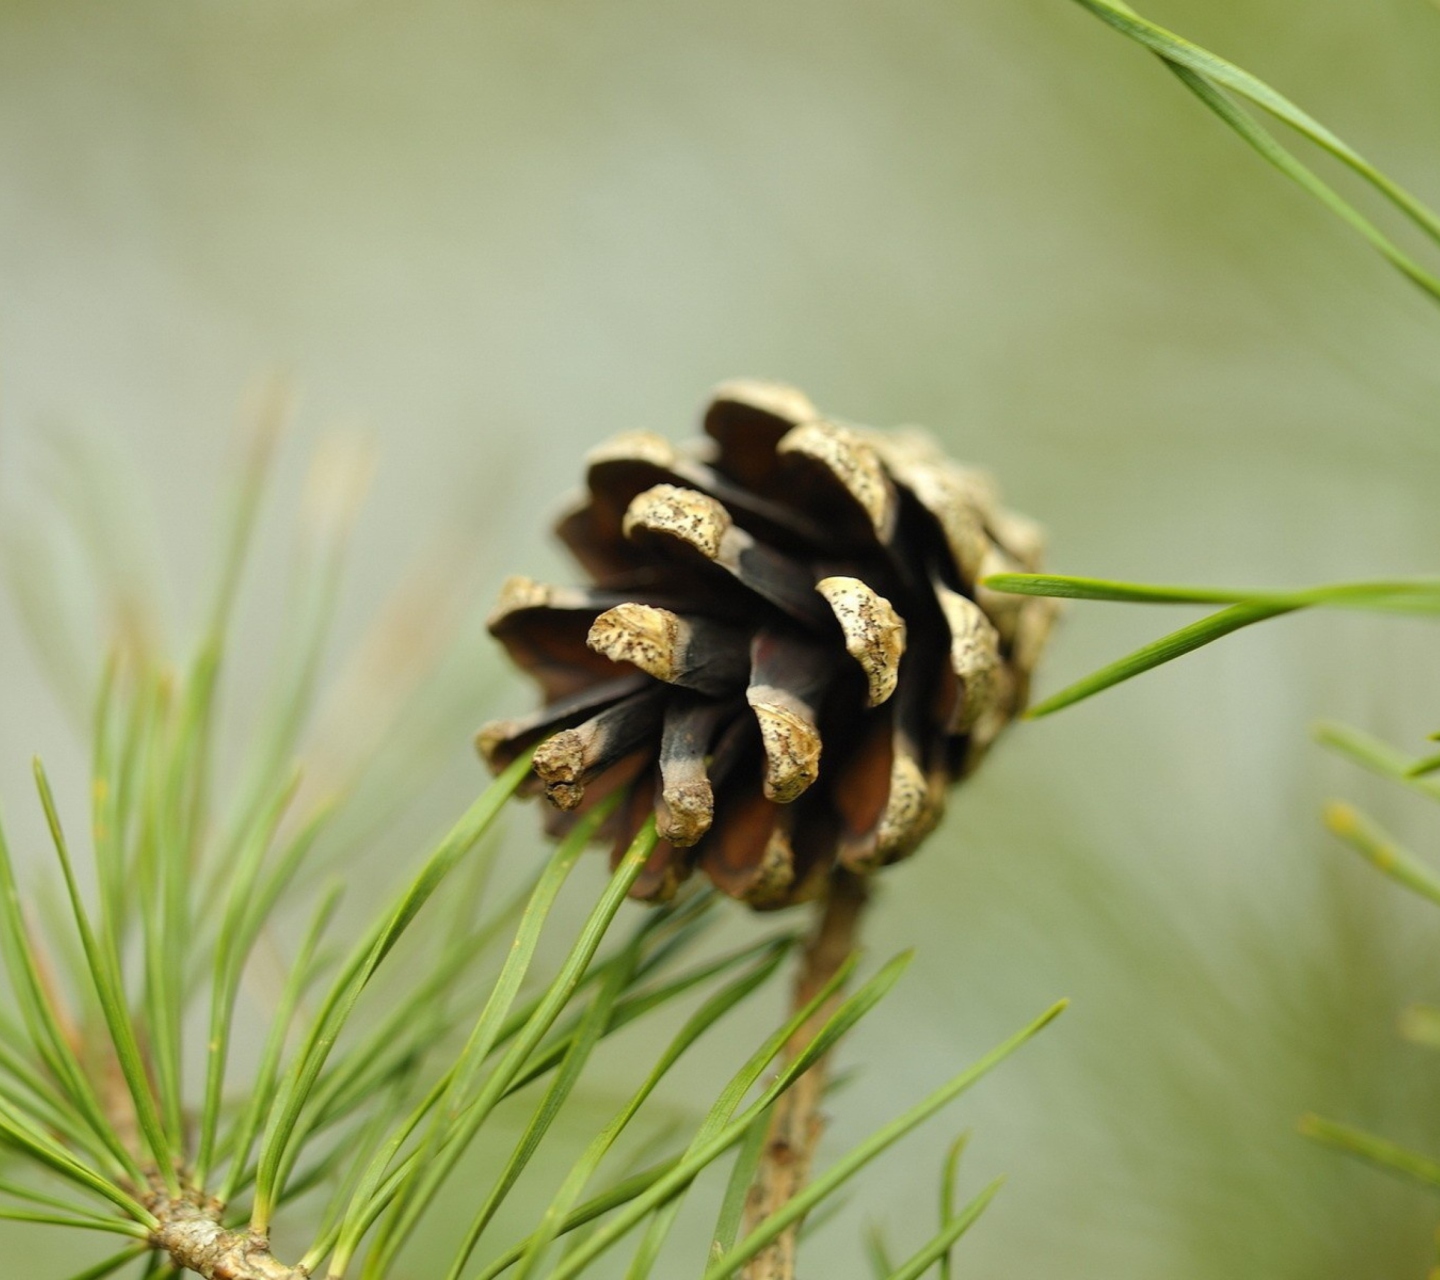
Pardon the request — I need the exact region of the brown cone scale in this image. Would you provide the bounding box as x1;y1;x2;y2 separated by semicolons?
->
478;382;1056;909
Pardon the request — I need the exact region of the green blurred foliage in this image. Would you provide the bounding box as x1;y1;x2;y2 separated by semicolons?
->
2;0;1440;1275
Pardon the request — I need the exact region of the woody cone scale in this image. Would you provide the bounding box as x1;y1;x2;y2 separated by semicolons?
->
478;381;1056;908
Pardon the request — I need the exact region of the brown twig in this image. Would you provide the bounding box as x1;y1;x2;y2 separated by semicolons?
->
149;1190;307;1279
740;869;869;1279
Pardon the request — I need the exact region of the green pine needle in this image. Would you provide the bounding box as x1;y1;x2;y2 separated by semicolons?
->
981;573;1440;717
865;1225;896;1279
1299;1114;1440;1189
938;1132;970;1280
0;414;1071;1280
353;808;650;1278
1322;803;1440;910
34;757;180;1197
1313;722;1440;805
1031;601;1294;717
884;1178;1003;1280
1072;0;1440;304
702;1002;1065;1280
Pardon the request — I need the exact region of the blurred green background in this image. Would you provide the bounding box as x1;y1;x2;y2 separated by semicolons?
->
3;0;1440;1275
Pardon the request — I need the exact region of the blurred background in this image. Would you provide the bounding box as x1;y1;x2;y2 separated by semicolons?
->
3;0;1440;1275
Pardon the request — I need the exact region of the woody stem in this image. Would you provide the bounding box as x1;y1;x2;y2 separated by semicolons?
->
740;869;869;1280
150;1192;307;1279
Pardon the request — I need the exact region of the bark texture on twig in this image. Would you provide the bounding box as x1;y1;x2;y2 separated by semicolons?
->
150;1194;307;1280
740;871;869;1279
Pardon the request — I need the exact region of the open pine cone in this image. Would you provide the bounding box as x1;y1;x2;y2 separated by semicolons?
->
478;381;1057;909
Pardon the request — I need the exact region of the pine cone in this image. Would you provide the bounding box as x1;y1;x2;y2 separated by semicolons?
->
478;381;1057;909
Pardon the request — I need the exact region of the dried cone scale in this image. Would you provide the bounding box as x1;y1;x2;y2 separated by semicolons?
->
478;382;1057;909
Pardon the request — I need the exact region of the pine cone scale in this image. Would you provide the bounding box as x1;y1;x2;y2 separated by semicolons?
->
480;381;1056;908
530;683;667;811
